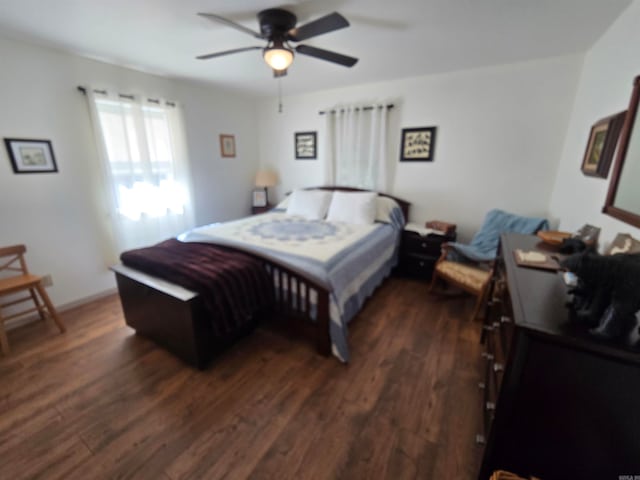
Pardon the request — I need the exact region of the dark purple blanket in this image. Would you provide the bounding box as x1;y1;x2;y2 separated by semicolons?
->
120;239;273;339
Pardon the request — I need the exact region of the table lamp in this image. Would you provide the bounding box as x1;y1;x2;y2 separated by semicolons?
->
254;170;279;206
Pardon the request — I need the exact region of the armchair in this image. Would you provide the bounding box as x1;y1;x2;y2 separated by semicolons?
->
429;209;549;321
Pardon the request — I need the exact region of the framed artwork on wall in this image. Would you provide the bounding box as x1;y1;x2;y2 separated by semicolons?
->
400;126;437;162
581;111;626;178
295;131;317;159
219;134;236;158
4;138;58;174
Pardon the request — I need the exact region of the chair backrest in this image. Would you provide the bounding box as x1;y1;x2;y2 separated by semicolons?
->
0;244;29;278
449;209;549;262
471;209;549;246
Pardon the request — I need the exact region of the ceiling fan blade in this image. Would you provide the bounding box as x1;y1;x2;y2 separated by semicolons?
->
287;12;349;42
196;46;262;60
197;13;265;39
295;45;358;67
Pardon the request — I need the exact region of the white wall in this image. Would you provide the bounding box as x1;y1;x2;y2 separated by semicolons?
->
258;55;583;241
549;0;640;248
0;35;259;309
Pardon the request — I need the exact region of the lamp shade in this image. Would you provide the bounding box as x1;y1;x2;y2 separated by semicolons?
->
263;47;294;71
255;170;278;187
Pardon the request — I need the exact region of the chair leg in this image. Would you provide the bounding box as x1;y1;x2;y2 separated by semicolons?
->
428;270;439;294
29;288;47;321
0;313;10;355
470;294;484;322
35;283;66;333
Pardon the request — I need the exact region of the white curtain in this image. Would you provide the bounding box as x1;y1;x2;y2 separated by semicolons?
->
324;104;390;190
85;89;195;263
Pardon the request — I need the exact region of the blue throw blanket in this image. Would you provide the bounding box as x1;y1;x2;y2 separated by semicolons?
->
448;209;549;262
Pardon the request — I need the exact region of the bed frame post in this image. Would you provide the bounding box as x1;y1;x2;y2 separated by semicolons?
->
315;291;331;356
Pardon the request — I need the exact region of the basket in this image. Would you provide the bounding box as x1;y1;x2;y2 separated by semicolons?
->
490;470;540;480
536;230;572;246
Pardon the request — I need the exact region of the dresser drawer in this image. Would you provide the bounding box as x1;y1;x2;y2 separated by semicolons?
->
398;253;438;280
401;233;446;256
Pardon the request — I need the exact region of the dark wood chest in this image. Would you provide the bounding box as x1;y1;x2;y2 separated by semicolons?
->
478;233;640;480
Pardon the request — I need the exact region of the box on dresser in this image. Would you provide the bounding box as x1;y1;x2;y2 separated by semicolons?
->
477;233;640;480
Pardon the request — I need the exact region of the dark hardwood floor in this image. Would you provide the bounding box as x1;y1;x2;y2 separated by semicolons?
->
0;277;483;479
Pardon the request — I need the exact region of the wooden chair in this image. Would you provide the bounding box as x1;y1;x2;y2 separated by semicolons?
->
428;209;549;322
429;243;494;322
0;244;65;355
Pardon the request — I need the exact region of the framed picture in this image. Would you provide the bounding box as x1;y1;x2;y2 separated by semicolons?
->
4;138;58;173
573;224;601;247
295;131;317;159
219;134;236;158
605;233;640;255
581;111;626;178
400;126;437;162
252;189;267;207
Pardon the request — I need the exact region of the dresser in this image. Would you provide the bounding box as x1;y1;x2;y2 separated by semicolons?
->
397;228;456;281
478;233;640;480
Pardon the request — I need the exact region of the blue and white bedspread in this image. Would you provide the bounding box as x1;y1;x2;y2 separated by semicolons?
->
179;210;404;362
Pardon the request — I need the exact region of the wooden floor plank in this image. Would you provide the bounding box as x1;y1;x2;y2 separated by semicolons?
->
0;277;482;479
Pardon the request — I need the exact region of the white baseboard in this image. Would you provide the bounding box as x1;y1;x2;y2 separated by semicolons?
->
4;288;118;331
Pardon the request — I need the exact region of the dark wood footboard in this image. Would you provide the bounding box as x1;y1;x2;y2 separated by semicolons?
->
262;260;331;356
112;257;332;368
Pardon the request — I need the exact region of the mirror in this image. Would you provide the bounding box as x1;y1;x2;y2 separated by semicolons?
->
604;75;640;228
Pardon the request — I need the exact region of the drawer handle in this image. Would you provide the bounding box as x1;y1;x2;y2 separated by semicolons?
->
482;325;494;332
421;242;427;248
475;434;486;445
478;382;486;390
492;321;500;329
481;352;494;361
419;261;425;267
486;402;495;411
500;316;512;324
493;363;504;372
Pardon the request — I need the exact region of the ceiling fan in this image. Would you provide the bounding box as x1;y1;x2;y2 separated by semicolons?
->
196;8;358;77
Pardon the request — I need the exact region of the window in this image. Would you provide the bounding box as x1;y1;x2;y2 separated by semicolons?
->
324;104;391;190
86;90;194;259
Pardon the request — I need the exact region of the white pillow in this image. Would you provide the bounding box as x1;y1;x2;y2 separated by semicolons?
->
376;196;400;223
326;191;378;225
275;195;290;209
286;190;333;219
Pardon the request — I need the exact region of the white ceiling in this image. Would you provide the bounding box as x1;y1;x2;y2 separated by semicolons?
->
0;0;632;97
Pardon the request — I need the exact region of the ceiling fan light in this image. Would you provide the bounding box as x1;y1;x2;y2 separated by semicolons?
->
263;47;294;71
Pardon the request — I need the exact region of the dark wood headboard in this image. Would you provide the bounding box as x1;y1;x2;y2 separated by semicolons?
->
304;185;411;221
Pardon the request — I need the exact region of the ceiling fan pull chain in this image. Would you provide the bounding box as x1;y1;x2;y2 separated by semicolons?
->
278;77;283;113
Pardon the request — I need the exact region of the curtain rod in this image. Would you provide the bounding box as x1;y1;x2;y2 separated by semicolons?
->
318;104;394;115
76;86;176;107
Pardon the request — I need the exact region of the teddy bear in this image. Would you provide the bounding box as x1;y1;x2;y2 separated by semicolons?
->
561;250;640;341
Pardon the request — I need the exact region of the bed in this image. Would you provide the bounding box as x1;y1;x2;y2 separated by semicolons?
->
113;186;410;368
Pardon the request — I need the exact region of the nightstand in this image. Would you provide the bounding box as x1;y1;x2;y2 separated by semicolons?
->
397;222;456;281
251;204;273;215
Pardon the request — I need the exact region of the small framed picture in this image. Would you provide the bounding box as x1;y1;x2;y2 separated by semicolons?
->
400;126;437;162
220;134;236;158
252;189;267;207
574;224;601;246
606;233;640;255
4;138;58;174
295;131;317;159
581;111;626;178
